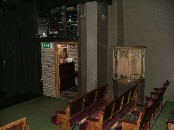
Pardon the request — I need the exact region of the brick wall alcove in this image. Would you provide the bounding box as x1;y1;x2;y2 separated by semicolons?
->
41;42;78;97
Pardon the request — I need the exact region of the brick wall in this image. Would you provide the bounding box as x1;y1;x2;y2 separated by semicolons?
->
68;44;78;71
41;43;56;97
41;42;79;97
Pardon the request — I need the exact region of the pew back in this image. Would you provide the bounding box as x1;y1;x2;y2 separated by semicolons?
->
103;101;115;124
129;86;137;102
83;89;97;110
52;84;108;130
0;117;29;130
113;95;124;115
139;106;153;130
115;109;145;130
122;90;131;108
95;85;108;103
86;85;138;130
70;95;85;117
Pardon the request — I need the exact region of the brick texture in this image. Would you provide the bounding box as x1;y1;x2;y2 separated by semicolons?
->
41;48;56;97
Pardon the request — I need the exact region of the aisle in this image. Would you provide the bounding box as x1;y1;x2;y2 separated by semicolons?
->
152;101;174;130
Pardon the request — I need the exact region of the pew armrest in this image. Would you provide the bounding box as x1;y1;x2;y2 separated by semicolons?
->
150;92;156;95
153;88;162;90
25;124;30;130
131;109;140;116
87;117;99;122
171;109;174;114
167;119;174;124
51;115;59;125
137;103;147;107
87;110;102;122
145;96;151;101
55;110;66;114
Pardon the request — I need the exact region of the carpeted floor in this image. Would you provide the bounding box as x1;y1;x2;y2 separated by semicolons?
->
152;101;174;130
0;96;174;130
0;96;68;130
0;93;41;109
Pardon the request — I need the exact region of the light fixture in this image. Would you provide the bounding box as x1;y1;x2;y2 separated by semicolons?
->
80;4;86;18
101;3;107;20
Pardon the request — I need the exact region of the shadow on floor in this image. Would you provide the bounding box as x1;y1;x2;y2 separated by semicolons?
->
60;87;84;100
0;93;41;109
60;91;84;100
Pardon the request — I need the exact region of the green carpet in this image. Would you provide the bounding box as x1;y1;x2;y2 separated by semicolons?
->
0;96;68;130
1;96;173;130
152;101;174;130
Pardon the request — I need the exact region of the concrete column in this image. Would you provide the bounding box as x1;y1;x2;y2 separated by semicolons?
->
79;2;109;93
97;3;108;88
86;2;98;91
107;0;124;100
79;2;98;92
116;0;124;46
108;1;118;100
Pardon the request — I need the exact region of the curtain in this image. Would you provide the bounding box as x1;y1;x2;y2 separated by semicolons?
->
1;9;42;97
0;39;5;92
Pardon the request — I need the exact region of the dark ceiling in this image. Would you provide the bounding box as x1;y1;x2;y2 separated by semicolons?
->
1;0;112;8
1;0;112;17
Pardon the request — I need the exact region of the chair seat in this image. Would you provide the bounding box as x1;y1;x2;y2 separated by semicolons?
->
172;109;174;114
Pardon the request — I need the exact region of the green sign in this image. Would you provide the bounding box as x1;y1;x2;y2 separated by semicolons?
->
42;42;51;48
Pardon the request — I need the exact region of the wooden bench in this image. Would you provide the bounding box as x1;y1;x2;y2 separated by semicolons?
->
151;80;170;108
114;104;154;130
85;85;137;130
51;84;108;130
0;117;29;130
114;92;163;130
167;120;174;130
113;80;169;130
144;96;161;129
131;88;165;130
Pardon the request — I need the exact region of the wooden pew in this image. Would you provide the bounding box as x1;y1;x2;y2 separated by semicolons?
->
167;121;174;130
51;84;108;130
114;104;151;130
167;120;174;130
143;96;161;129
152;80;170;108
0;117;29;130
114;93;162;130
87;100;116;130
112;80;169;130
86;86;137;130
114;109;146;130
153;80;170;94
129;88;164;130
135;94;161;129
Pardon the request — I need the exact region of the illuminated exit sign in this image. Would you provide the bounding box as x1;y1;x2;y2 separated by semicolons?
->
42;42;51;48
